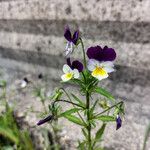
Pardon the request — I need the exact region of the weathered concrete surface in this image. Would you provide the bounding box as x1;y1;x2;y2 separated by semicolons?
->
0;0;150;149
0;0;150;21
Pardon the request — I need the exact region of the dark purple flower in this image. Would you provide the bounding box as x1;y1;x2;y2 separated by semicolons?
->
116;115;122;130
67;58;83;72
64;26;79;56
87;46;116;62
37;115;53;126
64;26;79;45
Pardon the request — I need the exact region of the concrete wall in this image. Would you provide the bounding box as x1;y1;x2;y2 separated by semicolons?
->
0;0;150;150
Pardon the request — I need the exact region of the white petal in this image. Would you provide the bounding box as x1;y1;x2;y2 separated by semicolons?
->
65;42;73;56
96;74;109;80
101;61;114;68
63;64;71;73
61;73;72;82
87;59;100;71
65;50;70;56
73;69;79;79
104;67;115;73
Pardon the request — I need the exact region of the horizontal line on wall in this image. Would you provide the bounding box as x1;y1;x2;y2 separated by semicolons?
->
0;46;149;87
0;30;149;71
0;19;150;44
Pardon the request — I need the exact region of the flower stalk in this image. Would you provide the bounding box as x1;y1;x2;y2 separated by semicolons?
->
52;99;85;109
94;101;124;117
80;38;87;69
86;91;92;150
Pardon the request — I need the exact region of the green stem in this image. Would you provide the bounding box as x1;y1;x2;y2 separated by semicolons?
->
59;88;86;124
52;99;85;109
94;101;124;117
86;92;92;150
80;38;87;69
2;86;7;110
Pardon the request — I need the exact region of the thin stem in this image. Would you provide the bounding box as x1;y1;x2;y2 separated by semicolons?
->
59;88;86;124
81;72;86;83
80;38;87;69
86;92;92;150
94;101;124;117
52;99;85;109
2;86;7;110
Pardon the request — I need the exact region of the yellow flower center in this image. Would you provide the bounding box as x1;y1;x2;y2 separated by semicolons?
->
65;72;73;79
92;66;107;77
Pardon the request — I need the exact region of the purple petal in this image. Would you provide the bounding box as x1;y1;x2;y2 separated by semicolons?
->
37;115;53;126
66;57;72;68
102;46;116;61
87;45;116;61
72;30;79;45
72;60;83;72
87;46;103;60
116;116;122;130
64;26;72;42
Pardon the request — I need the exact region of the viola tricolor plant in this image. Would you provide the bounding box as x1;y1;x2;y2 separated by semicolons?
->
37;26;125;150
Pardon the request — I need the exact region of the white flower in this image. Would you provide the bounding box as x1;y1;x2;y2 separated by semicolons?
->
61;64;79;82
87;59;115;80
20;80;28;88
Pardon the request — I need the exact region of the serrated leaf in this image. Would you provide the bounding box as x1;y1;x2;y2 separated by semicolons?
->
96;115;115;122
95;87;115;102
64;114;85;126
58;108;81;117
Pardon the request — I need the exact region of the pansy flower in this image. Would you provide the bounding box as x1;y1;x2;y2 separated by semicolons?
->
64;26;79;56
116;115;122;130
61;64;80;82
66;57;83;72
87;46;116;80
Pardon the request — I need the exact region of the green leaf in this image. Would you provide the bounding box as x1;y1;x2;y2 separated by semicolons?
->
81;128;88;140
95;87;115;102
113;102;125;116
71;93;85;108
50;89;63;101
20;131;34;150
1;146;14;150
96;115;115;122
77;140;86;150
70;79;84;88
90;100;98;118
58;108;81;117
142;122;150;150
0;80;7;88
0;126;19;144
95;123;106;145
64;114;85;126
